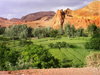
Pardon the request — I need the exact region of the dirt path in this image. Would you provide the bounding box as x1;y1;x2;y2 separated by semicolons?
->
0;67;100;75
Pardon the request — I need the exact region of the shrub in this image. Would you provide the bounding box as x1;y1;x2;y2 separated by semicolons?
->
21;44;60;69
19;40;33;46
48;42;76;49
0;43;20;70
54;42;62;50
61;58;72;68
61;42;67;47
0;27;5;34
48;43;54;48
86;52;100;69
50;30;58;38
85;33;100;50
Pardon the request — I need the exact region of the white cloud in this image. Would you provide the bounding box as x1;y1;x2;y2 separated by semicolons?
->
51;3;87;12
0;14;24;19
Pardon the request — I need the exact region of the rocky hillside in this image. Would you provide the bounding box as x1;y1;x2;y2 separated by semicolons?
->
10;18;22;22
21;11;55;22
51;1;100;29
0;11;55;28
0;1;100;29
0;17;14;27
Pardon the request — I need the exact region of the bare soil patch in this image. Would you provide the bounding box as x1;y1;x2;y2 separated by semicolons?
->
0;67;100;75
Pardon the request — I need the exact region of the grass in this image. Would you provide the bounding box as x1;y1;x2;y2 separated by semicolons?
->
49;48;67;61
0;36;94;67
30;36;92;67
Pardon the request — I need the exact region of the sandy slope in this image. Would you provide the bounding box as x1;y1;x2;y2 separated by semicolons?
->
0;67;100;75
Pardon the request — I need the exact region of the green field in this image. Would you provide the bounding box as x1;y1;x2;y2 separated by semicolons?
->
31;37;92;67
0;36;93;67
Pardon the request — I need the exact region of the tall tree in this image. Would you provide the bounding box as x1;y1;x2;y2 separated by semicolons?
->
64;23;71;39
32;27;41;39
20;29;28;39
58;25;64;35
27;26;34;37
0;27;5;34
41;27;48;37
87;23;97;36
76;28;84;37
46;26;53;37
70;25;75;38
3;24;29;40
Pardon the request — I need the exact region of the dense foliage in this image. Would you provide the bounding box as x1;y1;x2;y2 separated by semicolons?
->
50;29;58;38
85;33;100;50
87;23;98;36
3;24;33;40
64;23;84;38
0;27;5;34
48;42;76;50
33;26;53;38
22;44;60;69
0;43;20;70
19;40;33;46
1;23;100;71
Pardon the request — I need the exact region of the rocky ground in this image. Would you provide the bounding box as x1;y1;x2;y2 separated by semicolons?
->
0;67;100;75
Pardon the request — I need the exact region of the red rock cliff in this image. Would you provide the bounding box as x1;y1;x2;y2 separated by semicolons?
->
51;1;100;29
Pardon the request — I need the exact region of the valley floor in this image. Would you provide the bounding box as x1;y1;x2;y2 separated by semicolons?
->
0;67;100;75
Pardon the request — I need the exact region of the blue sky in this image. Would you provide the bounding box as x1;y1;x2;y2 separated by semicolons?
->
0;0;94;19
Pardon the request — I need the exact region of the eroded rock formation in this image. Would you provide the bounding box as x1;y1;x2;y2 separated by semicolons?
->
51;1;100;29
0;1;100;29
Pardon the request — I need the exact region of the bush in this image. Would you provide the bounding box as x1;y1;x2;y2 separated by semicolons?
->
50;30;58;38
61;42;67;47
21;44;60;69
48;42;76;49
48;43;54;48
54;42;62;50
61;58;72;68
0;27;5;34
86;52;100;69
0;37;12;41
19;40;33;46
85;33;100;50
0;43;20;70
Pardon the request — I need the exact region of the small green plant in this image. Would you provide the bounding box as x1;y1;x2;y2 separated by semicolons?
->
48;43;54;48
19;40;33;46
61;58;72;68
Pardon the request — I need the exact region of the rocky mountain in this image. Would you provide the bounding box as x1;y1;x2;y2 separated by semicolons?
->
0;11;55;28
51;1;100;29
10;18;22;22
21;11;55;22
0;1;100;29
0;17;14;27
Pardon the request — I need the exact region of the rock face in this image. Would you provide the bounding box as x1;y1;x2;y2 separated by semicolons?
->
0;17;14;27
51;9;65;29
95;16;100;27
10;18;22;22
21;11;55;22
51;1;100;29
0;1;100;29
0;11;55;28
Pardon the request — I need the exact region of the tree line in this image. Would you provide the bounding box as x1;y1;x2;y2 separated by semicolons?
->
1;23;99;39
0;23;100;40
